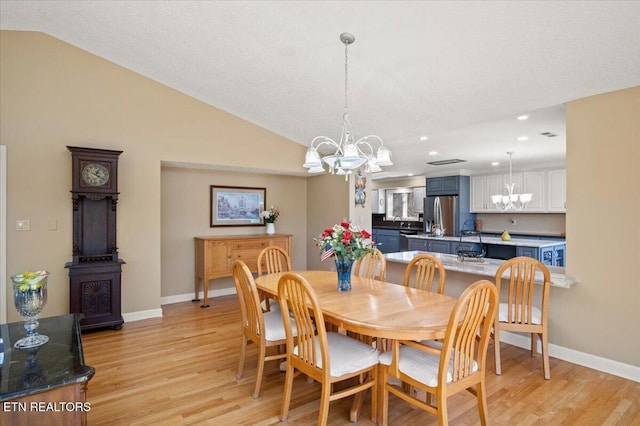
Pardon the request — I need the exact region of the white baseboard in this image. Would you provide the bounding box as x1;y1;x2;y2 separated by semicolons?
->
122;308;162;323
121;292;640;384
500;331;640;383
160;288;236;306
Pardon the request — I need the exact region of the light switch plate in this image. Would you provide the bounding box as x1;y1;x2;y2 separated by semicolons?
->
16;220;30;231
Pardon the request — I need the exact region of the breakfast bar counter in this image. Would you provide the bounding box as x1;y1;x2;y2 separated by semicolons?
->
385;250;577;289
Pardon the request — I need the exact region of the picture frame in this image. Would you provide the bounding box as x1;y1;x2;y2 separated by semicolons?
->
210;185;266;227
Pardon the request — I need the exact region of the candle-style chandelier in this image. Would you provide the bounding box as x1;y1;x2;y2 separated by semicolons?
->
491;152;533;210
302;33;392;179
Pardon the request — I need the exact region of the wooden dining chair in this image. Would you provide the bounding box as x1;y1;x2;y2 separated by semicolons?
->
493;256;552;379
257;246;292;312
379;280;498;426
353;248;386;280
403;253;447;294
277;272;380;425
232;260;296;398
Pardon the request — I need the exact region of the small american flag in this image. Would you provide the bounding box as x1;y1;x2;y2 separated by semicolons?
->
321;246;334;262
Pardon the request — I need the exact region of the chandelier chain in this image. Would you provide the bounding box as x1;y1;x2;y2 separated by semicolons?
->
344;40;349;113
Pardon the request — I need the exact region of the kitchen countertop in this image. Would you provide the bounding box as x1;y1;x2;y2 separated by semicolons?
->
384;250;576;288
405;234;565;248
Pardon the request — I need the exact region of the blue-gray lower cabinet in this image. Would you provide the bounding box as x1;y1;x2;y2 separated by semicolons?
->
517;244;566;267
429;240;450;254
375;229;400;254
408;239;429;251
407;239;450;254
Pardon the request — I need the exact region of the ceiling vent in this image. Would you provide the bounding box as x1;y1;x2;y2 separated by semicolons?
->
427;159;467;166
539;131;557;138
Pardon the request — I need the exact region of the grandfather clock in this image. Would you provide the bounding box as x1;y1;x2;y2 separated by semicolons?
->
65;146;124;330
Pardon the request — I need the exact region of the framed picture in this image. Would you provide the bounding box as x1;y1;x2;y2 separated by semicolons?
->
210;185;266;227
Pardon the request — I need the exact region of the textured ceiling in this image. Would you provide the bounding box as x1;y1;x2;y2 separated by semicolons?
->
2;1;639;179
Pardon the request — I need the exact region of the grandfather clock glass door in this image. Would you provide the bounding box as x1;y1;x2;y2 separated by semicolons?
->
66;146;124;331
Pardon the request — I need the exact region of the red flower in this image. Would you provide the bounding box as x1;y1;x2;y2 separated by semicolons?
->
322;228;333;237
342;231;353;243
340;221;351;229
360;230;371;239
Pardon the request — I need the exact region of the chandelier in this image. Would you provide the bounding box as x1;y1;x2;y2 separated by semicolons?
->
303;33;392;178
491;152;533;210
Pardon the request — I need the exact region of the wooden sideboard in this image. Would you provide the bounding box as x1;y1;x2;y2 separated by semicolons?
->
194;234;292;307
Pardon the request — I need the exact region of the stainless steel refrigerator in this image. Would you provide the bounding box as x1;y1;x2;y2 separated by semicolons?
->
424;195;459;237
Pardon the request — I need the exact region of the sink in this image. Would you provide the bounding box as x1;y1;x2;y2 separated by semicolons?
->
399;230;419;235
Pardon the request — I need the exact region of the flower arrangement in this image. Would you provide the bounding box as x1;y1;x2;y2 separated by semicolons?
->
261;206;280;223
315;221;374;261
12;270;49;293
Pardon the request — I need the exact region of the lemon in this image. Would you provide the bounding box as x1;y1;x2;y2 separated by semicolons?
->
19;284;28;292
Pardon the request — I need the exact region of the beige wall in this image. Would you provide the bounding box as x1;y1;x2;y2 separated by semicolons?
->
161;166;307;296
0;31;306;321
563;87;640;365
306;173;350;272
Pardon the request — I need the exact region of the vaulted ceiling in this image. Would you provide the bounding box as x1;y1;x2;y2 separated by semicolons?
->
2;1;639;179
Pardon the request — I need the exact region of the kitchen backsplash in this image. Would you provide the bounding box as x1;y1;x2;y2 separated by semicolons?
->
477;213;566;237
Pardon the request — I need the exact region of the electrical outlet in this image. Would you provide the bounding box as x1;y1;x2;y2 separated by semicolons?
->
16;220;30;231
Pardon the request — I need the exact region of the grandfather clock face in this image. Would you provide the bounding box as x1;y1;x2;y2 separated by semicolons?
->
81;162;110;187
67;146;123;263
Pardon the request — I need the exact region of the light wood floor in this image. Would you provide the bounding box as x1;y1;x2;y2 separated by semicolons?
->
82;296;640;425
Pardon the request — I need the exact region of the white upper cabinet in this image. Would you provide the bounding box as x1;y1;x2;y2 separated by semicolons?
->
413;186;426;213
371;189;386;214
471;175;504;212
522;171;546;212
547;169;567;212
471;169;564;213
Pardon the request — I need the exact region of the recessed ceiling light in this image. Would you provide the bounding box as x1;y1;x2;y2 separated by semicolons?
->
517;114;529;121
517;136;528;141
491;162;500;166
407;173;414;177
420;136;429;141
428;151;438;155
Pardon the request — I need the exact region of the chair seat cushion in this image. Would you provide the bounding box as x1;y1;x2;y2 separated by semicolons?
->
263;311;296;341
294;332;379;377
379;344;477;387
498;303;542;324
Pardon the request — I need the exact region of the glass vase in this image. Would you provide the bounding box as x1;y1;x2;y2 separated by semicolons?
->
12;271;49;349
335;258;354;291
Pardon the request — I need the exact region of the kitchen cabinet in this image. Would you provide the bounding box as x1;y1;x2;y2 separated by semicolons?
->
471;175;503;212
516;243;565;266
371;189;386;214
413;186;426;213
471;168;564;213
540;244;565;267
429;240;450;254
522;171;546;211
426;176;460;196
407;238;450;254
547;169;566;212
375;229;400;253
408;239;429;251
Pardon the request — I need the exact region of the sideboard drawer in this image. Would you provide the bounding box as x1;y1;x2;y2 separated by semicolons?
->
233;239;270;250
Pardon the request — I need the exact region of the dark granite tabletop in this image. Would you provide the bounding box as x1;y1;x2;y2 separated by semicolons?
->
0;314;95;401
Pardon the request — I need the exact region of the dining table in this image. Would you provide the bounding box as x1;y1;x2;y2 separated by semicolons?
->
254;270;459;422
